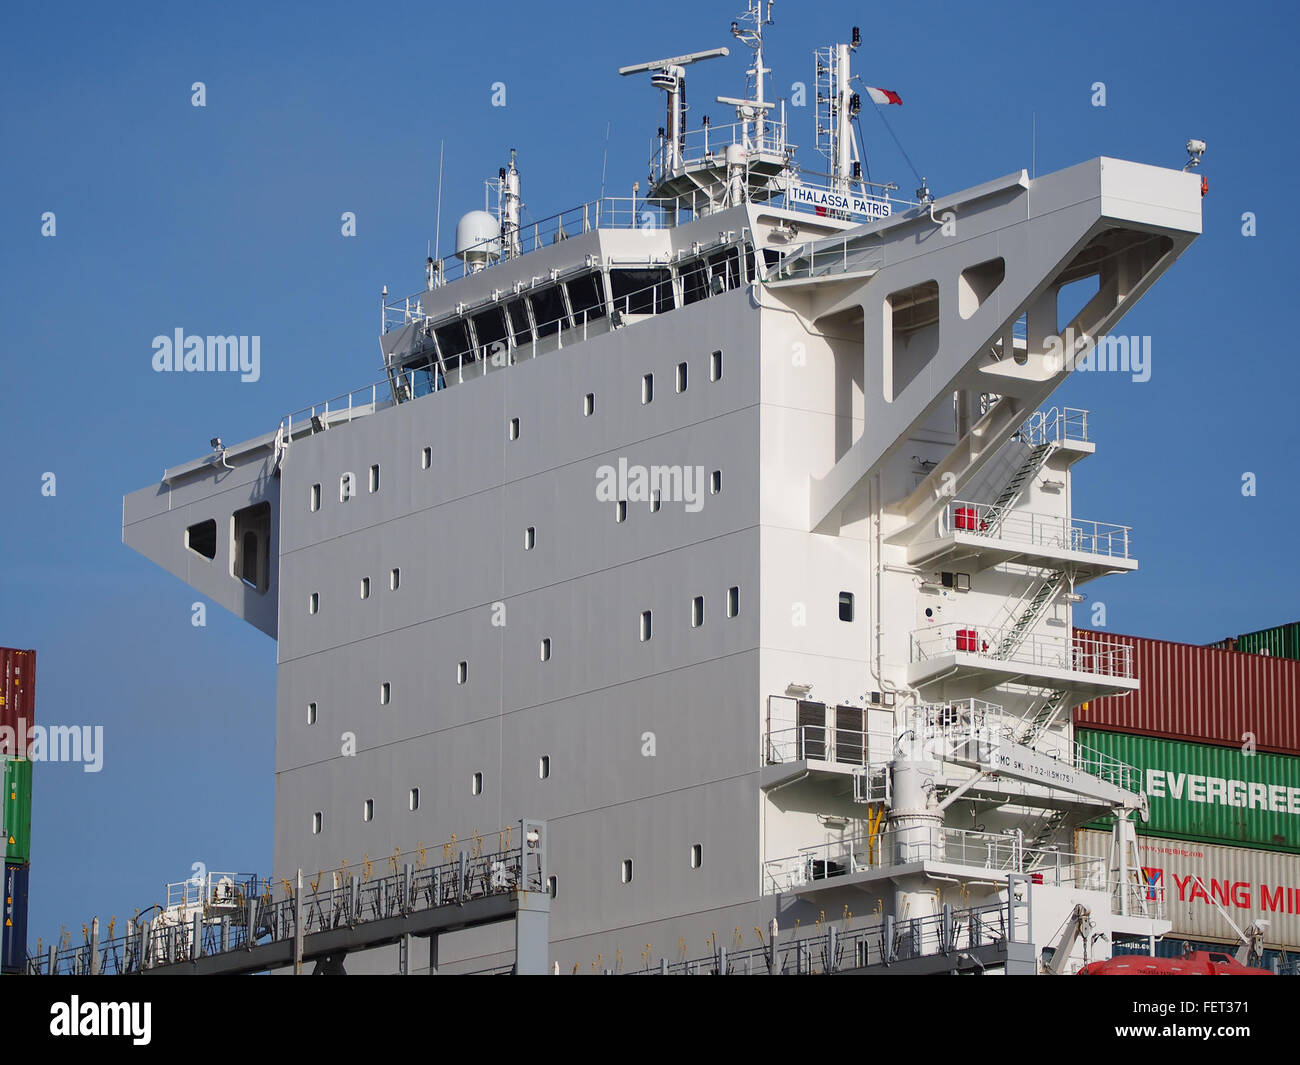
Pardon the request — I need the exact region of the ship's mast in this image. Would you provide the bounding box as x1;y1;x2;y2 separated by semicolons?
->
731;0;774;152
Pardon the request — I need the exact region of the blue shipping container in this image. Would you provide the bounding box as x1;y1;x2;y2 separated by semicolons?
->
3;862;28;974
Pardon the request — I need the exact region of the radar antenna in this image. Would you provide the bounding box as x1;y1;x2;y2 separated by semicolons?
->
619;48;729;181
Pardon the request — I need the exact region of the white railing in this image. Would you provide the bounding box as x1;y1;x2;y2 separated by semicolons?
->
763;827;1024;895
1074;739;1144;794
1021;850;1167;920
937;499;1133;559
910;625;1135;679
650;118;795;185
774;231;888;281
764;725;894;769
1020;405;1089;446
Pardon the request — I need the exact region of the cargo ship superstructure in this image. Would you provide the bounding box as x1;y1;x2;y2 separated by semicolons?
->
122;5;1204;973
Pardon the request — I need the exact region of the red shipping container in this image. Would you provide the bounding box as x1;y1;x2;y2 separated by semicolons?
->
0;648;35;757
1073;629;1300;756
956;629;979;652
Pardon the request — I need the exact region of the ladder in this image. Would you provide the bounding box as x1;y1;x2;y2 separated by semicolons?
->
1018;690;1070;748
1025;808;1071;854
992;572;1064;660
984;442;1052;534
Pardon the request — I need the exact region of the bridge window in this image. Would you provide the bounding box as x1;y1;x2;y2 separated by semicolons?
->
839;592;855;622
232;502;271;592
434;318;472;363
565;273;607;324
528;285;568;338
504;297;532;346
186;519;217;560
471;305;508;360
707;247;742;292
610;268;672;314
680;258;709;305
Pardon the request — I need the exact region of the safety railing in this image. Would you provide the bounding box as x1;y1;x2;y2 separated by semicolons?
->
910;625;1135;680
26;826;542;975
1020;405;1089;446
1073;738;1144;794
763;826;1025;895
936;500;1133;559
763;725;894;769
774;230;888;281
294;260;746;439
383;194;704;329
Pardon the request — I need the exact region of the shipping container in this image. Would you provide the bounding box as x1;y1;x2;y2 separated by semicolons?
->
2;758;31;865
1203;636;1237;652
1077;729;1300;853
3;862;29;974
1236;622;1300;661
1075;829;1300;950
0;648;35;757
1074;629;1300;756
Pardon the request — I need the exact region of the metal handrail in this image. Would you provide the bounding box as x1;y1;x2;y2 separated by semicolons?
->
938;499;1133;559
910;624;1135;679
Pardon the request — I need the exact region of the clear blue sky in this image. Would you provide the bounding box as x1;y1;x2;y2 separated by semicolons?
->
1;0;1296;953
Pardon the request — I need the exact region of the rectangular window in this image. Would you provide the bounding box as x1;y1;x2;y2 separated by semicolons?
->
360;576;371;599
310;484;321;512
232;502;271;592
839;592;855;622
340;473;355;502
676;361;688;393
525;526;536;550
379;682;390;705
472;771;483;796
691;844;702;869
621;859;633;884
363;799;373;822
308;592;319;615
615;500;627;524
710;349;723;381
457;660;468;684
649;490;660;514
186;519;217;560
540;637;552;662
640;610;652;642
692;596;704;628
409;787;420;811
547;875;557;899
642;374;653;404
710;470;721;495
509;417;520;440
312;812;322;834
369;464;380;493
421;447;431;470
390;567;400;590
539;755;550;780
584;392;595;416
727;586;739;618
307;702;317;725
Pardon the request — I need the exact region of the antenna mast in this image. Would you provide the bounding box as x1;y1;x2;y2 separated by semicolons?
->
731;0;774;150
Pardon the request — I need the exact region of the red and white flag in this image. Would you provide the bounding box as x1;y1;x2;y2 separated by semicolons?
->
864;86;902;106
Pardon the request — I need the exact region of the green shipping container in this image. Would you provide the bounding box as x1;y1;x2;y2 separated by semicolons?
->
1236;622;1300;661
2;757;31;865
1077;729;1300;854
